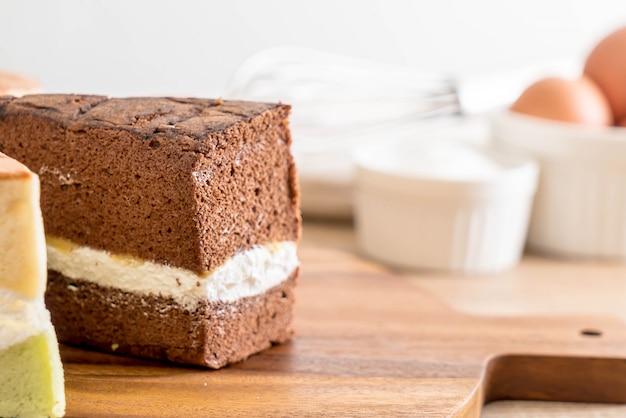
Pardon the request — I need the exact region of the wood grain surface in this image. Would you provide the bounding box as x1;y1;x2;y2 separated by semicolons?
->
60;246;626;417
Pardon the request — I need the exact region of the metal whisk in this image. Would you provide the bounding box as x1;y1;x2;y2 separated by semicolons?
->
226;46;461;154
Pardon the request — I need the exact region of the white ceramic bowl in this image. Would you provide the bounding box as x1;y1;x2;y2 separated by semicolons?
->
353;139;538;274
492;111;626;259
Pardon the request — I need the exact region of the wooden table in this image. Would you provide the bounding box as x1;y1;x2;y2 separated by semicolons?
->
301;219;626;417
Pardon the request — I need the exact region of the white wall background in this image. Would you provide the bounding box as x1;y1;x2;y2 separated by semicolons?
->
1;0;626;97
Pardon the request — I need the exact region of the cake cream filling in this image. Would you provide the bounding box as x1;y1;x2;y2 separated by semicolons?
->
46;238;299;308
0;290;53;350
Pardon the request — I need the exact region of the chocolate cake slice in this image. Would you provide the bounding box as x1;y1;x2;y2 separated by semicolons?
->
0;94;300;368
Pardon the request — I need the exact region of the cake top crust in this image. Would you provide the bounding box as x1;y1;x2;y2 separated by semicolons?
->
0;94;284;140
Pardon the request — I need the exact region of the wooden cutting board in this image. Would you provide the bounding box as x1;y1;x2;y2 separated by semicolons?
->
60;247;626;417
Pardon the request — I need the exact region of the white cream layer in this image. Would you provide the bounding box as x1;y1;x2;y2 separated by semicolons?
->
47;240;299;308
0;290;52;350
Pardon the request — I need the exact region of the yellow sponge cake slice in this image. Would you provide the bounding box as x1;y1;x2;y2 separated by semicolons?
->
0;153;47;299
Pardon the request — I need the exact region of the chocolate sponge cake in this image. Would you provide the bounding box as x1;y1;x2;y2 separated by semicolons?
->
0;94;300;368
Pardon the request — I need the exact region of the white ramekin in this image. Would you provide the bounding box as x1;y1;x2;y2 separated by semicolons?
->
492;111;626;259
352;139;538;274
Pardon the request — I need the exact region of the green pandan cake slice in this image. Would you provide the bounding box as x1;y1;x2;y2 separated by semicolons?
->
0;297;65;418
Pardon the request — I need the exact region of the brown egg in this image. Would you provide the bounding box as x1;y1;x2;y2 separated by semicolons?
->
510;76;613;126
584;26;626;122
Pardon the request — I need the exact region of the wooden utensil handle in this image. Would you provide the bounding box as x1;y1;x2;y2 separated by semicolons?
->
484;355;626;404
